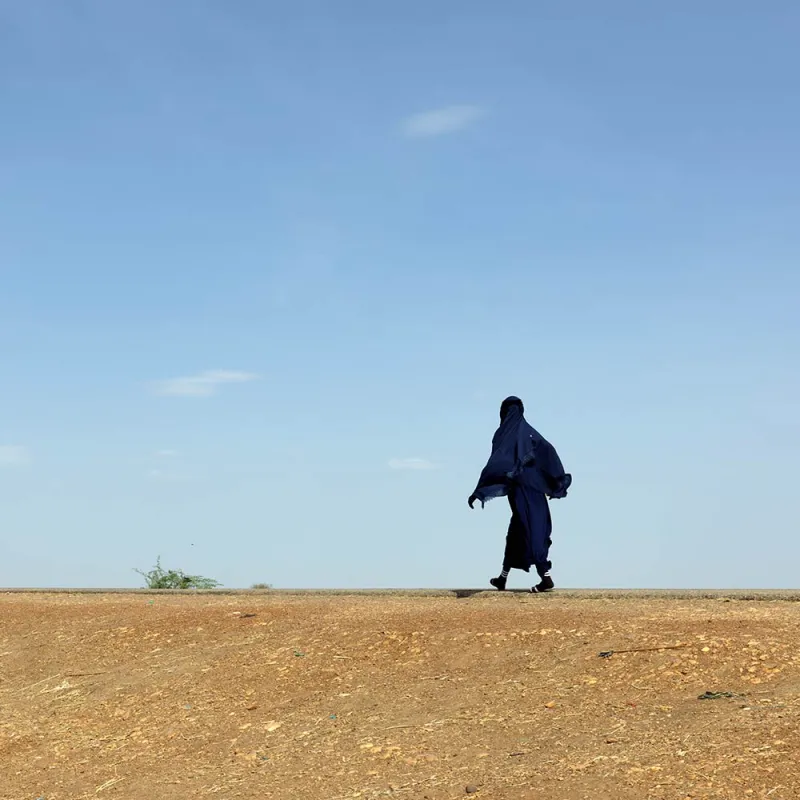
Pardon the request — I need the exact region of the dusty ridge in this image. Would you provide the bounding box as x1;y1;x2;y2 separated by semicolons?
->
3;587;800;600
1;593;798;799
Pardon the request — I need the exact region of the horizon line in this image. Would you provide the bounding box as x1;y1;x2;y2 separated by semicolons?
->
2;587;799;601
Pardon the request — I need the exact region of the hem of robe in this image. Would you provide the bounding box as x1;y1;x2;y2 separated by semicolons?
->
503;563;532;572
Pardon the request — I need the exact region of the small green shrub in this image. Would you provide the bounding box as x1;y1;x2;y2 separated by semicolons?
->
251;583;272;590
135;557;221;590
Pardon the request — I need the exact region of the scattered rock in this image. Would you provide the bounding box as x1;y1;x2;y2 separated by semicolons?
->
698;691;742;701
466;786;479;794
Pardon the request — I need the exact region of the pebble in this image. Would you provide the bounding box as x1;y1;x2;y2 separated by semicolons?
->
466;786;479;794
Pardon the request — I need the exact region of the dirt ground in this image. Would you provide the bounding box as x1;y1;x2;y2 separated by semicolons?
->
1;593;798;800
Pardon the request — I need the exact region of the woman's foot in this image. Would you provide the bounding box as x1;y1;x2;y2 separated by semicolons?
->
489;576;507;591
531;575;555;593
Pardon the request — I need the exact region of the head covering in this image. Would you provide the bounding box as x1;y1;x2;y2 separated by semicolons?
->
472;396;572;505
500;396;524;420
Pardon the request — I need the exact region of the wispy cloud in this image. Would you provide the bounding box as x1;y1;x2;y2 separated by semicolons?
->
153;370;259;397
146;449;192;482
0;445;32;467
402;105;485;138
388;457;439;471
146;467;196;484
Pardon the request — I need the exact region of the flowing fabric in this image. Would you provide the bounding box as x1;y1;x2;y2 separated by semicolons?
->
504;486;552;574
472;399;572;506
472;397;572;575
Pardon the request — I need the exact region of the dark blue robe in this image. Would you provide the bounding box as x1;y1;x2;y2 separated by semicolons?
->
472;399;571;574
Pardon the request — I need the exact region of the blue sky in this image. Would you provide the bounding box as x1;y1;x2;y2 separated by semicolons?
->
1;1;798;589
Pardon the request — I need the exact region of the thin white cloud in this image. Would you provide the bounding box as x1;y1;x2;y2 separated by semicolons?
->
0;445;32;467
147;468;188;483
402;105;485;138
154;370;259;397
388;457;439;471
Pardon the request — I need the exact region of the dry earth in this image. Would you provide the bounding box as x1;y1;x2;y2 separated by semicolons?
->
1;592;799;800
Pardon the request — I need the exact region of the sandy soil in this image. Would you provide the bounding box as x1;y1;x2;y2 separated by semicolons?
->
1;592;798;799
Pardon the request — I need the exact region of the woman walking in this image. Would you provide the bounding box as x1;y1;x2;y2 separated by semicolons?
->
468;397;572;593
